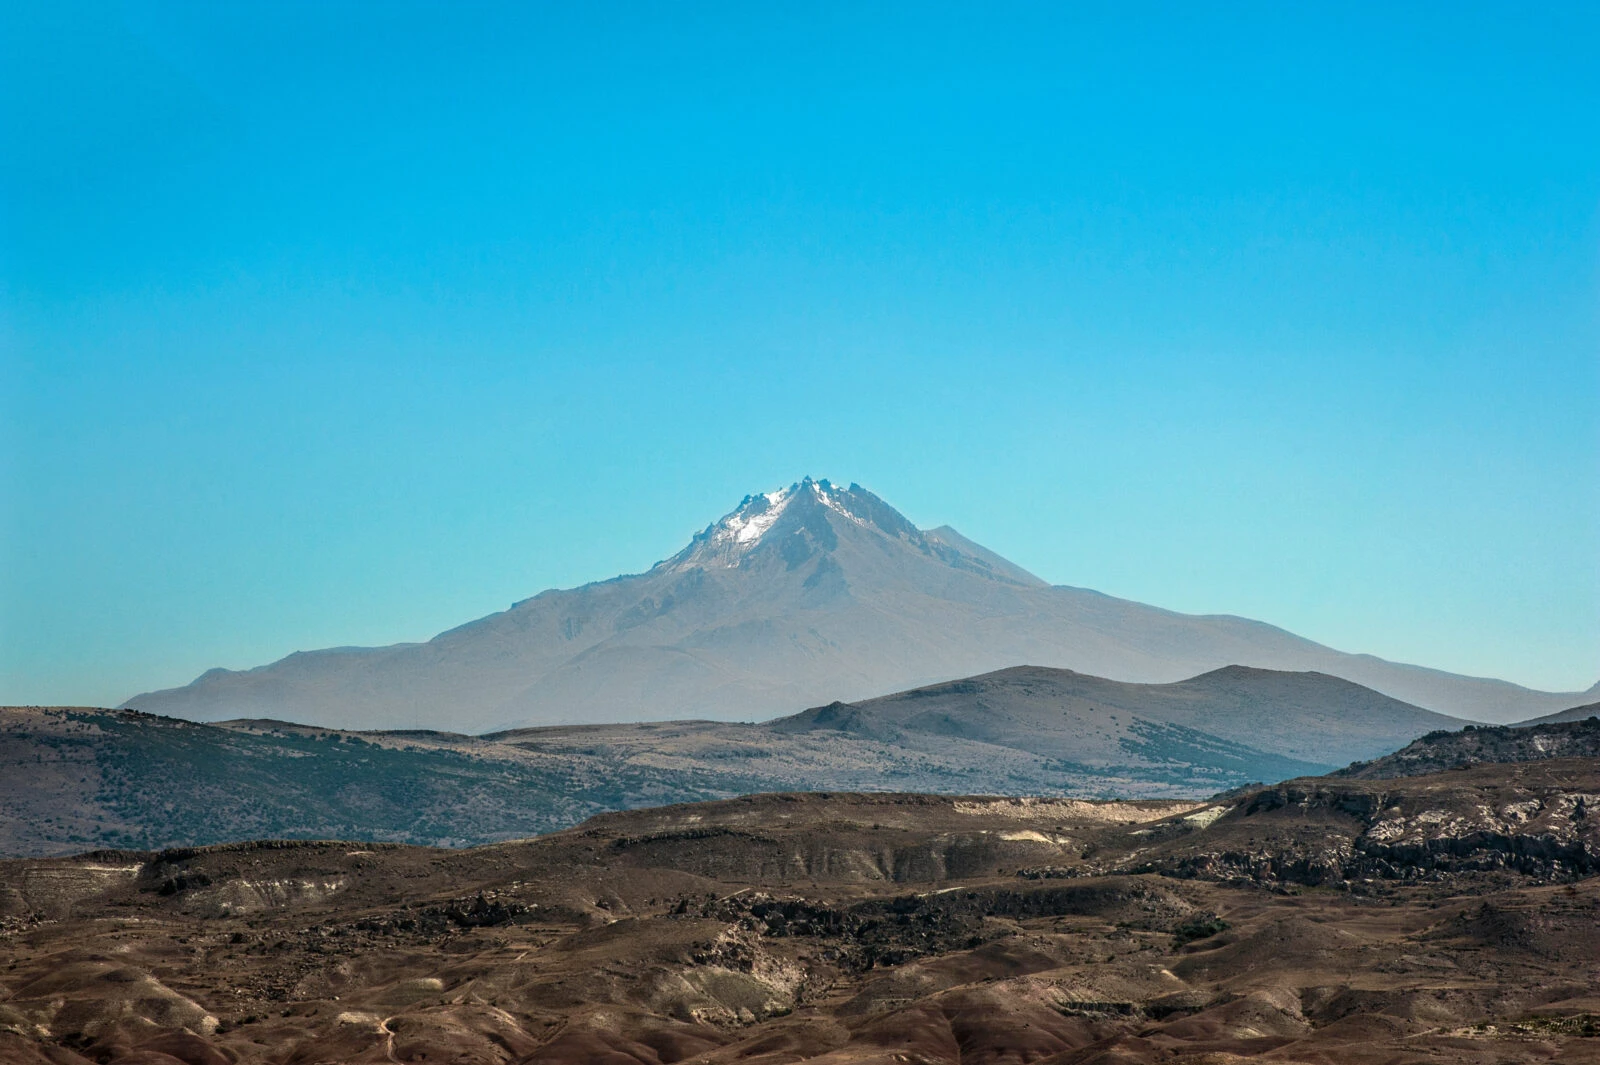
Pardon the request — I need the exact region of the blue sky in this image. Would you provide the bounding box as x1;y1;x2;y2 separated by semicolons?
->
2;1;1597;706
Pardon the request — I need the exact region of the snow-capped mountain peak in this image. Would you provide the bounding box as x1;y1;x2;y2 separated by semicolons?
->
664;477;887;570
715;487;795;547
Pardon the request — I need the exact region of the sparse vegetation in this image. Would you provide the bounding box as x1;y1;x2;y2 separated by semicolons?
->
1170;911;1229;946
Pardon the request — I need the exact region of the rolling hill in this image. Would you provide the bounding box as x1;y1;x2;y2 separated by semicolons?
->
773;664;1463;768
6;665;1462;857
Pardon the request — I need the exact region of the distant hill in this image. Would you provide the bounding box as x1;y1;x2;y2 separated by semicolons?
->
122;478;1592;730
1515;700;1600;727
773;664;1461;769
4;665;1462;856
1335;716;1600;780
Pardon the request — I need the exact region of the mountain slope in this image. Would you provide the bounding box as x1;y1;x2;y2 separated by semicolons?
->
124;478;1590;730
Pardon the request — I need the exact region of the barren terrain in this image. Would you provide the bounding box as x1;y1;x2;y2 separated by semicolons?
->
4;755;1599;1063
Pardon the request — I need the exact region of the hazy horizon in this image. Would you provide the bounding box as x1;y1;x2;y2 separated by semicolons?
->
3;3;1597;706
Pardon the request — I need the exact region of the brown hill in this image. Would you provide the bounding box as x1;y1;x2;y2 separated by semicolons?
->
3;760;1599;1064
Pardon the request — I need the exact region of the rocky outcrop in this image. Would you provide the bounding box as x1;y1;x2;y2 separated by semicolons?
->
1338;717;1600;779
1129;766;1600;888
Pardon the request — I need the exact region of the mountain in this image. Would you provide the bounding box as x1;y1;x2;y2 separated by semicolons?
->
123;478;1591;730
5;666;1460;857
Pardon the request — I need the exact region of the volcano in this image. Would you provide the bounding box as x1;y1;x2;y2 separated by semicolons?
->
125;478;1592;730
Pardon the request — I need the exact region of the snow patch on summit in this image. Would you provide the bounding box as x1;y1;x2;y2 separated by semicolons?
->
717;487;794;547
659;478;892;571
813;481;869;529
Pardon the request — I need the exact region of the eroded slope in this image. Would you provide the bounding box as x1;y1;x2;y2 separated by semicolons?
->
4;765;1600;1064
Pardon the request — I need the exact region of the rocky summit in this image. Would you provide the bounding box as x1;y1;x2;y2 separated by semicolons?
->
123;478;1594;731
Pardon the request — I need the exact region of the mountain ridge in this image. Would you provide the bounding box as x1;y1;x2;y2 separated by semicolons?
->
124;478;1592;730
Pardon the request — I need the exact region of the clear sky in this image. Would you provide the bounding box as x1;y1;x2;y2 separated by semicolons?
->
2;2;1597;707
